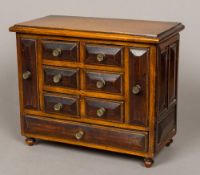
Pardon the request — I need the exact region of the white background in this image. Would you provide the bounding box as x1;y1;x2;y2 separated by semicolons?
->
0;0;199;174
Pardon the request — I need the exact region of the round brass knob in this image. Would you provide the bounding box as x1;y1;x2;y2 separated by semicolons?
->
53;73;62;83
96;79;105;89
53;103;63;112
97;53;105;62
132;85;141;95
52;48;62;57
97;107;106;117
22;71;31;80
75;131;84;140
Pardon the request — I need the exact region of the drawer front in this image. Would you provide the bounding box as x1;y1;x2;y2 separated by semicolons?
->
44;66;79;89
42;40;78;62
19;38;39;109
85;97;123;123
85;44;123;67
44;93;79;117
24;115;148;152
129;48;149;126
84;70;123;94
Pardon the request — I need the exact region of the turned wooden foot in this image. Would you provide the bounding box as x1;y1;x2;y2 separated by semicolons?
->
166;139;173;147
144;158;154;168
25;138;36;146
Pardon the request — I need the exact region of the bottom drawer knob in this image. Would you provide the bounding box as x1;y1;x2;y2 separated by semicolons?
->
75;131;84;140
97;107;106;117
53;103;63;111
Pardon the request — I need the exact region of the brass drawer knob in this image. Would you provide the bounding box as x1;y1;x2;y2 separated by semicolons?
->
96;79;106;89
22;71;31;80
97;53;105;62
75;131;84;140
53;73;62;83
52;48;62;57
132;85;141;95
53;103;63;112
97;107;106;117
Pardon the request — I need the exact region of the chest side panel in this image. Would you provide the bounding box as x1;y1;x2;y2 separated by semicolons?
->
156;35;179;152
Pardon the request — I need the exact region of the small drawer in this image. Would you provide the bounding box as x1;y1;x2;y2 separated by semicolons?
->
85;44;123;67
84;97;123;123
84;70;123;94
42;40;78;61
44;93;79;117
44;66;79;89
24;115;148;152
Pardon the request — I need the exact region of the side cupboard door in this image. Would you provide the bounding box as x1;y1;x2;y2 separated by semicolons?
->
17;37;39;110
128;47;149;127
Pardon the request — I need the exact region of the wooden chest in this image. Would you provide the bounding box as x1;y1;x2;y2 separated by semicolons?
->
9;15;184;167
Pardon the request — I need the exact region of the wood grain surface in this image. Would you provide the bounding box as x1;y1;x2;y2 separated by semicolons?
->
9;15;185;43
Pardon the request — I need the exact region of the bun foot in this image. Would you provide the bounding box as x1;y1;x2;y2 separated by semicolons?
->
25;138;36;146
166;139;173;147
144;158;154;168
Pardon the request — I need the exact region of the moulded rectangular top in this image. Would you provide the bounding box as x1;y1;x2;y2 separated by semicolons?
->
9;15;185;43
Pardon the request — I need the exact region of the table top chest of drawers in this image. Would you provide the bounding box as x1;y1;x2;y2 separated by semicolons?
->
9;15;184;167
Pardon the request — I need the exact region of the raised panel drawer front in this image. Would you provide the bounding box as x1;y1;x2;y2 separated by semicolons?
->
84;70;123;94
84;44;123;67
42;40;78;62
44;93;79;117
19;38;39;109
44;66;79;89
129;48;149;126
24;115;148;152
84;97;123;123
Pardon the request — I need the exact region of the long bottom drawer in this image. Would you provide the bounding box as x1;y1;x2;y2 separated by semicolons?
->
23;115;148;152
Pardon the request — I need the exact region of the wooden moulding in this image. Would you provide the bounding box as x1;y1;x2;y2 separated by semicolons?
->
24;109;148;131
9;15;185;44
9;26;158;43
10;25;184;44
